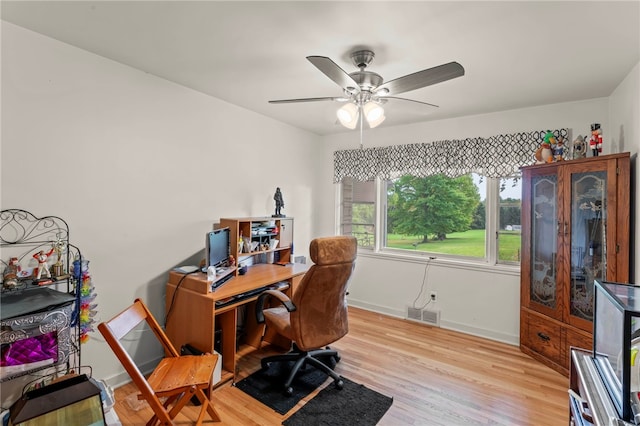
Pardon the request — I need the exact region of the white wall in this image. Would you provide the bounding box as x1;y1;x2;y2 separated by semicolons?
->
1;22;320;400
318;90;640;345
609;62;640;280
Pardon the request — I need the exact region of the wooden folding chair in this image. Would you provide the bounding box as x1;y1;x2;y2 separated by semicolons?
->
98;298;221;425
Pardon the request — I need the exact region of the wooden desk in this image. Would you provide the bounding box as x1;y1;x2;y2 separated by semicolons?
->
165;263;308;385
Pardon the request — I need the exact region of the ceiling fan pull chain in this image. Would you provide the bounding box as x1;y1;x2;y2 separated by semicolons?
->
360;107;364;150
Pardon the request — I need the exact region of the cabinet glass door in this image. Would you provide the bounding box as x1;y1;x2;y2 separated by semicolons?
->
569;170;607;323
530;174;559;312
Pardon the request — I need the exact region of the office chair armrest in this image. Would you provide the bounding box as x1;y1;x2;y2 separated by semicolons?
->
255;289;296;324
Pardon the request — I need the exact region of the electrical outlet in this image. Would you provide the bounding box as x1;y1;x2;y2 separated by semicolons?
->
429;291;437;302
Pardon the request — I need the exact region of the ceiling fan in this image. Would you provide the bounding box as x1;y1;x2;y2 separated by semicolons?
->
269;49;465;130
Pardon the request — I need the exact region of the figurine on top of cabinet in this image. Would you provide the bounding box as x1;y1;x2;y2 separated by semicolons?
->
573;135;587;159
589;123;603;157
273;187;285;217
534;132;555;164
553;136;566;161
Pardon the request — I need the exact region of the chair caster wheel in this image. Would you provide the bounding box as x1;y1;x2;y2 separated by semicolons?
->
261;361;270;371
284;386;293;396
335;379;344;390
334;354;341;363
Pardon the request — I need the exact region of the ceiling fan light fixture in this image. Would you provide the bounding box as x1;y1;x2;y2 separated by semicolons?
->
337;103;359;129
363;101;385;128
272;51;464;132
368;114;385;129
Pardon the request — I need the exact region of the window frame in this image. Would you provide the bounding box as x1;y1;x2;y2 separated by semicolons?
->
496;175;523;266
338;175;521;270
339;177;376;250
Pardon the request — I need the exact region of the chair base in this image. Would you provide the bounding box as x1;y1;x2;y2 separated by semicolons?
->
261;345;343;396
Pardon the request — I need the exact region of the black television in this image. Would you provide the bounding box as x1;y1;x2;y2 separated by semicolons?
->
206;227;230;269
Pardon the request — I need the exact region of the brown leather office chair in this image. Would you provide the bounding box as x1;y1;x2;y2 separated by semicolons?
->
256;235;357;396
98;298;221;425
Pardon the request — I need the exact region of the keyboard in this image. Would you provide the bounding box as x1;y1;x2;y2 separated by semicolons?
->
234;287;268;301
213;281;291;308
214;286;269;308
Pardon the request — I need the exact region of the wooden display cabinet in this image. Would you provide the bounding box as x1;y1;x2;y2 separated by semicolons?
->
520;153;630;376
220;217;293;273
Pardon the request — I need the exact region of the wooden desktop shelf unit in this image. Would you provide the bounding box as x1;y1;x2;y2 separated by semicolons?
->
219;217;294;273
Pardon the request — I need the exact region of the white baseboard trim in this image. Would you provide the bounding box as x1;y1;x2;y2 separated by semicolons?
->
348;299;407;319
102;356;161;390
347;299;519;347
440;319;519;346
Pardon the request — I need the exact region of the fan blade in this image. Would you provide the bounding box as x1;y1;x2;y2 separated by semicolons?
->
380;96;439;108
376;62;464;96
307;56;361;94
269;96;348;104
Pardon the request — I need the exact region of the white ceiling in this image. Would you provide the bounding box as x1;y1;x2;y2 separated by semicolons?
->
2;1;639;136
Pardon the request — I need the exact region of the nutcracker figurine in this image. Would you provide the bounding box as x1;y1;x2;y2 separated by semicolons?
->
589;123;603;157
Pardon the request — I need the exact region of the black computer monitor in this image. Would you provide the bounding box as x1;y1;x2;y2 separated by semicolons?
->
206;228;230;269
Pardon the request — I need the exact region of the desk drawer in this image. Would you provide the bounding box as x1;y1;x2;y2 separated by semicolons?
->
522;312;562;364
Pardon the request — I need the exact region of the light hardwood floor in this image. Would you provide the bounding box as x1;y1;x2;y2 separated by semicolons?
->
112;306;569;425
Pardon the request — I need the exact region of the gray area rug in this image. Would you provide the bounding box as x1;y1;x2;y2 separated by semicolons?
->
283;377;393;426
234;362;328;415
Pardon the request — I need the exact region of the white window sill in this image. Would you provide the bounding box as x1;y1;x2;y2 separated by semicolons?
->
355;248;521;276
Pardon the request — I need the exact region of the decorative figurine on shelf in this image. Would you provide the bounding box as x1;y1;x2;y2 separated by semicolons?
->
273;187;285;217
33;247;54;280
573;135;587;159
2;257;21;289
589;123;603;157
5;257;21;276
238;231;244;254
553;136;566;161
534;132;555;164
51;235;66;278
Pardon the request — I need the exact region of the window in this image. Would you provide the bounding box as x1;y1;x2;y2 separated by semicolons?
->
498;176;522;263
339;174;520;266
341;177;376;249
385;173;485;258
334;128;564;265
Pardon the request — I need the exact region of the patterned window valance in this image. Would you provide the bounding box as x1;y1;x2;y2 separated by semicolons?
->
334;128;569;183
